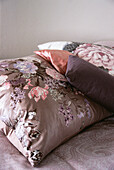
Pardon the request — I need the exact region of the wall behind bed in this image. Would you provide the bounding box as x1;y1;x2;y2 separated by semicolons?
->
0;0;114;59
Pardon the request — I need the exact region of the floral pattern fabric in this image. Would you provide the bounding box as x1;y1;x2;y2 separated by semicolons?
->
74;43;114;76
0;55;112;167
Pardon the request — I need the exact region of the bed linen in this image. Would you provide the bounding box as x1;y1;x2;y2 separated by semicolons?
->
37;41;83;52
0;115;114;170
0;54;113;168
35;44;114;76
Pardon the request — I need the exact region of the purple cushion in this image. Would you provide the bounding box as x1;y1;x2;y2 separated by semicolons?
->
65;55;114;112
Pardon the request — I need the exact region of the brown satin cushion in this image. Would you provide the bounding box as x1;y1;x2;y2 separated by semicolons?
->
65;55;114;112
34;50;72;74
0;55;112;167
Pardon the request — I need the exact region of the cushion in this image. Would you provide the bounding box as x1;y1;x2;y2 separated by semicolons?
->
34;50;72;74
37;41;72;50
65;55;114;112
63;42;84;53
37;41;84;53
0;55;112;167
74;43;114;76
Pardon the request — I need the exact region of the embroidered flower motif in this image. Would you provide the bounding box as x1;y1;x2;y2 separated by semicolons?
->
9;77;26;87
74;44;114;75
77;112;85;119
24;121;34;127
29;130;41;140
13;61;38;74
15;120;32;149
15;121;25;141
44;77;67;89
44;77;59;89
84;98;91;118
15;110;27;123
24;79;33;89
10;87;25;109
28;85;48;102
77;98;91;120
15;110;40;150
49;89;63;101
22;135;31;149
11;87;25;101
28;111;36;120
77;98;91;119
30;150;42;162
59;101;73;127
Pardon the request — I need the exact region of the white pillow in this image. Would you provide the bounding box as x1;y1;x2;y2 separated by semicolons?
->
37;41;72;50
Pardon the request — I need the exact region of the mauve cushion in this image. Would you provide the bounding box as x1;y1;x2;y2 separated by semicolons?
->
65;55;114;112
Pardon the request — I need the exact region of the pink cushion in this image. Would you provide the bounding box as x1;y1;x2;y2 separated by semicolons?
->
34;50;72;74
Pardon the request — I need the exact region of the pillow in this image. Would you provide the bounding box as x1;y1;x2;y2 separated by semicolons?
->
34;50;72;74
0;55;112;167
63;41;84;53
65;55;114;112
37;41;72;50
74;43;114;76
37;41;84;53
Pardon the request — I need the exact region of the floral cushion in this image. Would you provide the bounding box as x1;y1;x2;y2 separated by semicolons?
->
0;55;112;167
74;43;114;76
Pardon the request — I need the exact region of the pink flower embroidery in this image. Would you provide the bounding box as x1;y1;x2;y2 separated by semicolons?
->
77;112;85;119
24;79;33;89
28;85;49;102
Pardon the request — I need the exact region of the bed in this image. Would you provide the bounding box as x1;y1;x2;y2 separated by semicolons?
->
0;41;114;170
0;115;114;170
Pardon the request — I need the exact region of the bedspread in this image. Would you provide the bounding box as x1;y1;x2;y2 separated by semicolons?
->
0;115;114;170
